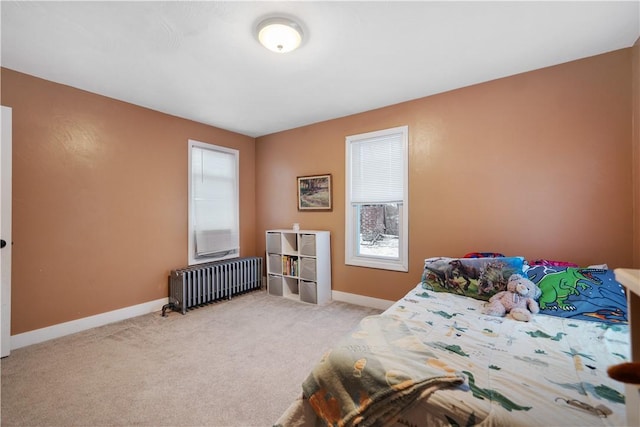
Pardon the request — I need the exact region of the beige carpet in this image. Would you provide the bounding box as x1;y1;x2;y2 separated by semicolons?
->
1;289;382;426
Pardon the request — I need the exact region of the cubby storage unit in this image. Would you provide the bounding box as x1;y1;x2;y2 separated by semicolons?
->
265;230;331;304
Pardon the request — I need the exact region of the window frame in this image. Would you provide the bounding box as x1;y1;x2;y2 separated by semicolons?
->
188;139;240;265
345;125;409;272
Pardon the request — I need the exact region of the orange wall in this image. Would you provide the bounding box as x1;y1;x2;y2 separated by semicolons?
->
256;49;634;301
633;38;640;268
2;47;635;334
1;68;256;334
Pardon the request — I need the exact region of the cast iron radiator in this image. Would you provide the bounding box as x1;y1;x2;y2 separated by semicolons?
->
162;256;263;316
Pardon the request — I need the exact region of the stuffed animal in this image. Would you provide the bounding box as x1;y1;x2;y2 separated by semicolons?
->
483;274;542;322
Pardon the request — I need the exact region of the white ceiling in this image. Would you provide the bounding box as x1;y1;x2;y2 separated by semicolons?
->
1;1;639;138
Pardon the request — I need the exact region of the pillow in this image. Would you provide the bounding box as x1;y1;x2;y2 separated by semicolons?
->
526;266;627;324
528;259;578;267
421;256;526;301
463;252;506;259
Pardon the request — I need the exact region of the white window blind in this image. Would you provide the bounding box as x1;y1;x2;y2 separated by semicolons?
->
350;133;404;203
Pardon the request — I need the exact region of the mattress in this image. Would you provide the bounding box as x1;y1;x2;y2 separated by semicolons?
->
275;283;630;427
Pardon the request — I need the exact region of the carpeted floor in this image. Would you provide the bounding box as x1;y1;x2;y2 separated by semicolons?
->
1;289;382;426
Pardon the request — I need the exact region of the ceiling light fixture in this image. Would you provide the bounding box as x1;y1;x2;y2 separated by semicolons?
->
257;17;304;53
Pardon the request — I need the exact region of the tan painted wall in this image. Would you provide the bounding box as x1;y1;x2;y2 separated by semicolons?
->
256;49;634;302
2;47;635;334
633;38;640;268
1;68;256;334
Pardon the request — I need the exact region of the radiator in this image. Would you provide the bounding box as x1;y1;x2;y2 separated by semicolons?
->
162;256;262;316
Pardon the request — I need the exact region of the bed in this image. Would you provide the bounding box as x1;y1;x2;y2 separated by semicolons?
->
275;256;631;427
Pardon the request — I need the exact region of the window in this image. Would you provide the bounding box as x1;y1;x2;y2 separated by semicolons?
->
188;140;239;265
345;126;408;271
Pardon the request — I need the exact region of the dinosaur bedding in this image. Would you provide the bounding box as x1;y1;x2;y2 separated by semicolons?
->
275;262;630;427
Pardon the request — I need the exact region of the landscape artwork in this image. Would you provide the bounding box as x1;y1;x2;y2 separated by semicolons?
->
297;174;332;211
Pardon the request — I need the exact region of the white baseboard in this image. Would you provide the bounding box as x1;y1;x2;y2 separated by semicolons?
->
331;290;394;311
11;297;169;350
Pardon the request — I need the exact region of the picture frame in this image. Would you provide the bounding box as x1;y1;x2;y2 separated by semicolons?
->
297;174;332;211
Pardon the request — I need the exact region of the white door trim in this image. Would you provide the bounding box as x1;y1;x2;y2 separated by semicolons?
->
1;106;12;357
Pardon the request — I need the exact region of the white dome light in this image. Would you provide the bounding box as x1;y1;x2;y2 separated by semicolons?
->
257;17;303;53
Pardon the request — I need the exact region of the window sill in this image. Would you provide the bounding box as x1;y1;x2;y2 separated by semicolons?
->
345;257;408;272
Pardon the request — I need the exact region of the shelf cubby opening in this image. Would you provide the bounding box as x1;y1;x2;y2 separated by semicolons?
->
282;232;298;254
283;276;299;297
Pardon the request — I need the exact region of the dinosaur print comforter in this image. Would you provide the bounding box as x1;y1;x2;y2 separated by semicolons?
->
275;284;630;427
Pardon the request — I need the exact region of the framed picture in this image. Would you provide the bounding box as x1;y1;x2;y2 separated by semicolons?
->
297;174;332;211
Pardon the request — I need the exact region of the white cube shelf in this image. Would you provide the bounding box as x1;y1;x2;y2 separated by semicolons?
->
265;230;331;305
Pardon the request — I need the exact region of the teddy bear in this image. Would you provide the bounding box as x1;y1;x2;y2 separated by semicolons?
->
483;274;542;322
